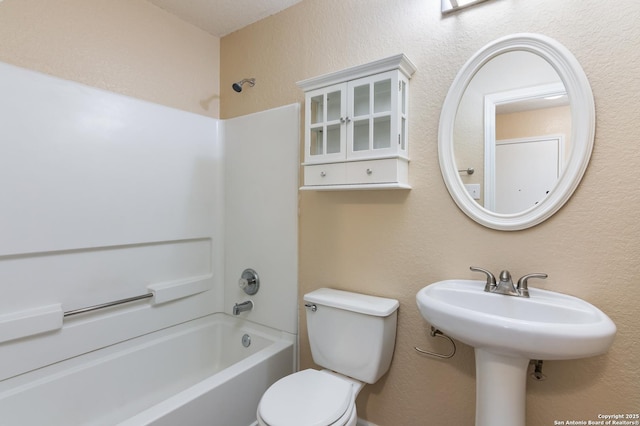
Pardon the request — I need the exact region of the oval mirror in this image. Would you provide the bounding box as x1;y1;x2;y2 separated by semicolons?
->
438;33;595;230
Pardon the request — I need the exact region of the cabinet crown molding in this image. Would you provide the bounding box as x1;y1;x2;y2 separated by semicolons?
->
297;54;416;92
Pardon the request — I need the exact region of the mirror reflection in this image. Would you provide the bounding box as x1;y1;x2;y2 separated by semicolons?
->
453;51;570;214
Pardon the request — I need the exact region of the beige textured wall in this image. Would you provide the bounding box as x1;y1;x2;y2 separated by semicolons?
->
222;0;640;425
0;0;636;424
0;0;220;117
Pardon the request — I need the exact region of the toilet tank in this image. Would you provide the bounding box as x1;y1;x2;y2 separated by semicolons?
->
303;288;399;384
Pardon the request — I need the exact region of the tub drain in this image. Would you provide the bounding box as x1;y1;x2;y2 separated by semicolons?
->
242;334;251;348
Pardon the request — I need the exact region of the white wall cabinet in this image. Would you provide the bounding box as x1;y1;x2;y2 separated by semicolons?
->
297;54;416;190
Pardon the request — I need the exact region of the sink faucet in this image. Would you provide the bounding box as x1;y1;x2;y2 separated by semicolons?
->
470;267;547;298
493;270;519;296
233;300;254;315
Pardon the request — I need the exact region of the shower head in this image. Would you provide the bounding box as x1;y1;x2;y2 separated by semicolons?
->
232;78;255;93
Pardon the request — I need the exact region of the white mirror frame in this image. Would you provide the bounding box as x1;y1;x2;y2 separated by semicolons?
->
438;33;595;231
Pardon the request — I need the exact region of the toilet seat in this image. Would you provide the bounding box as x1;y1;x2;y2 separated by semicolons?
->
257;369;355;426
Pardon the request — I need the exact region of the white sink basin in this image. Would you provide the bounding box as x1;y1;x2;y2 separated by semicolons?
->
417;278;616;426
416;279;616;360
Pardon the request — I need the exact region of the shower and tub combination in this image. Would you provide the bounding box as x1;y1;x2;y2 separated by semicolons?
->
0;62;299;424
0;313;294;425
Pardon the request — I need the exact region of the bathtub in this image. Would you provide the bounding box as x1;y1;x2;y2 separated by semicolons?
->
0;313;295;425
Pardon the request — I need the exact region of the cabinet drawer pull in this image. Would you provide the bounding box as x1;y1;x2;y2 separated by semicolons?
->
320;171;326;177
366;168;373;175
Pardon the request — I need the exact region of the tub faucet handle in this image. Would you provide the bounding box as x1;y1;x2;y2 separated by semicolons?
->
238;268;260;295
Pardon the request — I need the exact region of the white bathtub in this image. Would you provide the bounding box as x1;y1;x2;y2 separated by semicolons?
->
0;313;295;426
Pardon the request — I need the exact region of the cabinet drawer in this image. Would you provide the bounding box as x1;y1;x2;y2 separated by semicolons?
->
346;159;405;184
304;163;347;186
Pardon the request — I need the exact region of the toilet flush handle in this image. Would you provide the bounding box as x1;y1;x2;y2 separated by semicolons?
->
304;303;317;312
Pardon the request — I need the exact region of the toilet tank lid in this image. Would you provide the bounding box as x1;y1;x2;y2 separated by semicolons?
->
304;288;399;317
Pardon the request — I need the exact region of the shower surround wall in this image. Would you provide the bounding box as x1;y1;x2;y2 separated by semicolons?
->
222;105;300;333
0;61;224;379
0;59;299;420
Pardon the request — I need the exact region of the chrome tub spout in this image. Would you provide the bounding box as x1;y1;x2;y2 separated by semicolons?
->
233;300;254;315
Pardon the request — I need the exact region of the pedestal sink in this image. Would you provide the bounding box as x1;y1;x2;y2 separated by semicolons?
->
416;279;616;426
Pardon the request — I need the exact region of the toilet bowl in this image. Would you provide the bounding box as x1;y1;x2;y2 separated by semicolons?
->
256;288;399;426
256;369;361;426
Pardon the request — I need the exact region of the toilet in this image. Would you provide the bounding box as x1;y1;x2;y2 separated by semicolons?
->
256;288;399;426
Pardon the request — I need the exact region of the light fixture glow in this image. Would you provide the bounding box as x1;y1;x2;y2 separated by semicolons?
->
441;0;492;14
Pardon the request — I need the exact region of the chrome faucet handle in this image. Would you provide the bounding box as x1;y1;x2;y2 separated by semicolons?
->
470;266;496;292
516;273;548;297
238;268;260;295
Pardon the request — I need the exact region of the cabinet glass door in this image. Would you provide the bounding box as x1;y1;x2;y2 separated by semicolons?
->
400;79;407;152
347;71;397;159
352;84;370;152
309;94;324;156
305;84;346;163
325;90;342;154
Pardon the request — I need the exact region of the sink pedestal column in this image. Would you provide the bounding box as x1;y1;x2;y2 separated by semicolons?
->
475;348;530;426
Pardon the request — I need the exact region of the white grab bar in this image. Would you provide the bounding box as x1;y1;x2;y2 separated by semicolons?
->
0;275;211;343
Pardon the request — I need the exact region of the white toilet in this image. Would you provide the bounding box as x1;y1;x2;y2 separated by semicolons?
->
256;288;400;426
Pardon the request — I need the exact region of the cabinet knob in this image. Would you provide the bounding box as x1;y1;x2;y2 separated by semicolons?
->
366;168;373;175
320;171;326;177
